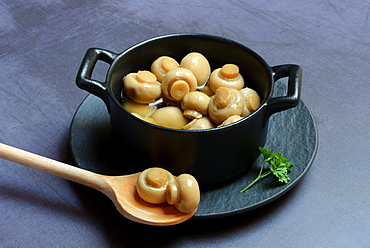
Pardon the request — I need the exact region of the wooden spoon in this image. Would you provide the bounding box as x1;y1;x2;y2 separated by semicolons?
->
0;143;196;226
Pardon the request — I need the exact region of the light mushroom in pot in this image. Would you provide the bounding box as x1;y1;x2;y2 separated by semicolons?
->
208;64;244;92
123;70;162;104
151;56;179;82
122;101;157;118
151;106;188;129
218;115;243;127
161;67;197;101
181;91;210;119
180;52;211;87
240;87;261;117
208;87;244;124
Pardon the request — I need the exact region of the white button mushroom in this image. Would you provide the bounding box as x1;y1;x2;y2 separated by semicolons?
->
181;91;210;119
151;106;189;129
123;70;162;104
208;87;244;124
239;87;261;117
166;174;200;213
136;168;201;214
151;56;179;82
182;116;216;130
208;64;244;92
180;52;211;87
161;68;198;101
136;167;176;204
218;115;243;127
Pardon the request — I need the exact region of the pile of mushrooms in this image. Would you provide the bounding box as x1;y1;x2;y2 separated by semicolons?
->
122;52;261;130
136;167;200;213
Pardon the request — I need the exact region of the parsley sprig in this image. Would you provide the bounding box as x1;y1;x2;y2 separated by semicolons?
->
240;147;294;193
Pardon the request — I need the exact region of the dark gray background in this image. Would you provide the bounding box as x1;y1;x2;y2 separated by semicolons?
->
0;0;369;247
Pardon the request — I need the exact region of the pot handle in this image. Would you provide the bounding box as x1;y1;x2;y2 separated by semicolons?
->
264;64;302;118
76;48;118;105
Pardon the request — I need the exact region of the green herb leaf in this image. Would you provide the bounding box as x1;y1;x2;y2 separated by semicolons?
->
239;147;294;193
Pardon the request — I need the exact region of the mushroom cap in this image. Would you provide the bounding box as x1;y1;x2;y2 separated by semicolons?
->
136;168;176;204
218;115;243;127
182;109;203;119
208;64;244;92
173;174;200;213
181;91;210;115
180;52;211;87
161;67;197;101
151;56;179;82
208;87;244;124
123;71;162;104
182;117;216;130
151;106;189;129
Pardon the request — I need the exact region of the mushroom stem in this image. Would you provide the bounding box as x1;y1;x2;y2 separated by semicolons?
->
183;109;202;119
166;181;179;205
162;58;177;72
146;168;168;188
246;94;261;112
214;87;232;108
136;70;157;84
170;80;190;101
161;67;197;101
219;64;239;79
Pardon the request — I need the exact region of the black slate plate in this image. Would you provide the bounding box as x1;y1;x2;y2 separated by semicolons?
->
69;83;318;219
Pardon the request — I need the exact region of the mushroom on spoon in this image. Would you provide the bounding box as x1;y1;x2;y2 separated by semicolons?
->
0;143;197;226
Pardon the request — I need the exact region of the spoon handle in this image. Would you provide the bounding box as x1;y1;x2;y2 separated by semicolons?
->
0;143;107;190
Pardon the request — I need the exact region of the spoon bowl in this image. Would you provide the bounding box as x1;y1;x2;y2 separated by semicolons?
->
103;174;196;225
0;143;196;226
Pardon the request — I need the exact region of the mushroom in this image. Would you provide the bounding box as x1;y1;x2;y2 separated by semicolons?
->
166;174;200;213
181;91;210;119
208;64;244;92
208;87;244;124
182;116;216;130
161;68;197;101
136;167;176;204
136;168;201;214
151;106;188;129
218;115;243;127
239;87;261;117
123;70;162;104
151;56;179;82
180;52;211;87
122;101;157;118
130;113;158;126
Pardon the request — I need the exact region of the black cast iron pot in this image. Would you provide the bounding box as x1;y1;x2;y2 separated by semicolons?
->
76;33;302;186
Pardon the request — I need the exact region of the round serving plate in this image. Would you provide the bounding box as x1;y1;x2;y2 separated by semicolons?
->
70;83;318;219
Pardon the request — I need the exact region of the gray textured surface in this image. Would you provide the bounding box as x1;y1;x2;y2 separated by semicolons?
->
1;0;369;247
